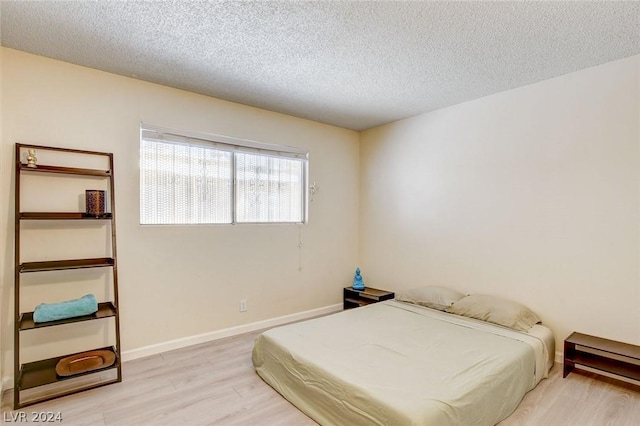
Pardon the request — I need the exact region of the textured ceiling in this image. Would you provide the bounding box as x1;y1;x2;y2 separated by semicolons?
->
1;1;639;131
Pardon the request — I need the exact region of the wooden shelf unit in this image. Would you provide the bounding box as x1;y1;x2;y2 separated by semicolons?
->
563;332;640;383
343;287;395;309
14;143;122;409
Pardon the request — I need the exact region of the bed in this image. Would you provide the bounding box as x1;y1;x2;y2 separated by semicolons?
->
252;296;554;426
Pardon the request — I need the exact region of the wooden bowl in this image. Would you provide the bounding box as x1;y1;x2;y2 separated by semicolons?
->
55;350;116;377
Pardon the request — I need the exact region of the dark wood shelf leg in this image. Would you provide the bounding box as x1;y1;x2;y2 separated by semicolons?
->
563;340;575;378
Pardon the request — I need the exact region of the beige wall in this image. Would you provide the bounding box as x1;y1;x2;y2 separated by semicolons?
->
360;55;640;353
0;48;360;382
2;45;639;387
0;46;4;395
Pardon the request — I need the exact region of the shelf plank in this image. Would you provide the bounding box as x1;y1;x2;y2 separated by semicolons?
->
344;287;395;301
566;332;640;361
16;378;120;409
20;212;112;220
19;163;111;177
17;143;112;157
344;297;375;306
20;257;114;273
19;302;117;331
569;351;640;381
18;346;119;390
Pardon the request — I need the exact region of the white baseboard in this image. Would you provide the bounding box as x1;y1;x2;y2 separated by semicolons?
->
1;376;11;394
555;351;563;364
0;303;343;390
121;303;343;362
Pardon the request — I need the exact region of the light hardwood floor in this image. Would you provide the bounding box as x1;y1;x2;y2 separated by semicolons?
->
2;329;639;425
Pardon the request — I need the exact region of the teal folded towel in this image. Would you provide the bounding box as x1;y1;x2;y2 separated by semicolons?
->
33;294;98;323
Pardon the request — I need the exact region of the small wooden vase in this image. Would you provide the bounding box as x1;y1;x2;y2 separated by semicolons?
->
86;190;106;217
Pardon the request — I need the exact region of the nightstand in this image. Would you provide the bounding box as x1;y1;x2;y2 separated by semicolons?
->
563;332;640;383
343;287;395;309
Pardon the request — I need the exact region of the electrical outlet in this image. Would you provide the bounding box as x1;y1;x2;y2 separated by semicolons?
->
240;299;247;312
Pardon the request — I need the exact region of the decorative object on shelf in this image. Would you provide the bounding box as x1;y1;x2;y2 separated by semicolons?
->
309;181;319;202
26;149;38;168
55;349;116;377
33;294;98;323
85;189;106;217
352;267;365;290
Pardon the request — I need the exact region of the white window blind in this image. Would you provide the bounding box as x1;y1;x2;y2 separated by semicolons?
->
140;125;307;225
236;152;304;223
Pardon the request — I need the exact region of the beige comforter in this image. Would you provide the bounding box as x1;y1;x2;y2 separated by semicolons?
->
252;300;552;426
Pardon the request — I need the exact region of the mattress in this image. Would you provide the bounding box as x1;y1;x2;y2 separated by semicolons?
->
252;300;554;426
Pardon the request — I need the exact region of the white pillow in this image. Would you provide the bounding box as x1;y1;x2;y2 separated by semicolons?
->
396;286;465;311
446;294;541;332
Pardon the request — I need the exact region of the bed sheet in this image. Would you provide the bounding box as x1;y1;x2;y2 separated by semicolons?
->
252;300;553;426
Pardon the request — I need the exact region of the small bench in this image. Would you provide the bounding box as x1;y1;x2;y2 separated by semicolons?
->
563;332;640;383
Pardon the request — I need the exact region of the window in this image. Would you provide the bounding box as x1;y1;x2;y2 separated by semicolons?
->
140;125;308;225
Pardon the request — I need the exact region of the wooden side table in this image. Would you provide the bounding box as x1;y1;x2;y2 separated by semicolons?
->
343;287;394;310
563;332;640;383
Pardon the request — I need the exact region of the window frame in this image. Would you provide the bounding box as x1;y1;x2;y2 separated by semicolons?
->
140;124;309;226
